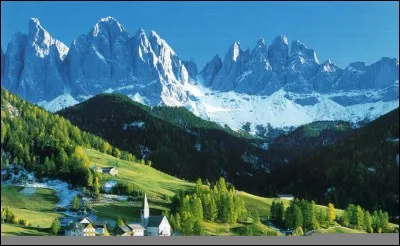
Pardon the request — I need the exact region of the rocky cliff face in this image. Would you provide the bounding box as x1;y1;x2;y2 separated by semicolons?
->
200;35;399;96
3;18;69;102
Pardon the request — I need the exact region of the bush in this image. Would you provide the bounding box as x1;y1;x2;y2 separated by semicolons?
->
293;226;304;236
18;219;27;226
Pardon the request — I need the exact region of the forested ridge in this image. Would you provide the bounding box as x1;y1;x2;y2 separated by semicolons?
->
1;89;135;188
268;108;399;221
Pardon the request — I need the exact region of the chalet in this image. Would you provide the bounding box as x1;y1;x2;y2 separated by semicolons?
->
115;224;132;236
64;217;104;236
65;218;96;237
278;194;294;201
102;167;118;176
127;223;145;236
140;193;171;236
90;166;118;176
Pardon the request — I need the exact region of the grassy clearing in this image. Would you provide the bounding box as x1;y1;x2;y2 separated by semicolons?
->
91;201;166;223
85;148;194;199
1;185;61;236
1;224;50;236
238;191;291;218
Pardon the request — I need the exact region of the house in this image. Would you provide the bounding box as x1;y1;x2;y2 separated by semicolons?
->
93;221;108;235
278;194;294;201
65;221;96;236
64;217;98;236
140;193;171;236
101;167;118;176
90;166;118;176
114;224;132;236
127;223;145;236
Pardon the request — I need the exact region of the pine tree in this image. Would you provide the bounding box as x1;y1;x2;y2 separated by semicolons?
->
364;211;373;233
210;196;218;222
193;219;204;236
175;213;181;231
252;209;260;224
50;218;61;235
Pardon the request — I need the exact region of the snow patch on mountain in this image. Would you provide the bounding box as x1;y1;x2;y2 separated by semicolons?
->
182;82;399;131
37;93;79;112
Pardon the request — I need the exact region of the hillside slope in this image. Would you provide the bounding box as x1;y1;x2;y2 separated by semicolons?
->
268;108;399;220
58;93;270;195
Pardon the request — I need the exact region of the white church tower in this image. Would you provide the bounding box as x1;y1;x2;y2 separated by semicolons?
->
141;193;149;227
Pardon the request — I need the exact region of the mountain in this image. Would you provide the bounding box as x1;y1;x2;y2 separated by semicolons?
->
57;93;271;195
2;18;69;102
201;35;398;96
1;17;399;131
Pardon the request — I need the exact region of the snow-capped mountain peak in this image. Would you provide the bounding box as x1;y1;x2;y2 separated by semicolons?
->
290;40;319;64
28;17;69;60
1;17;398;132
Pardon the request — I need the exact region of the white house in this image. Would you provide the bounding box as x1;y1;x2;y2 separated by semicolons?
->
140;193;171;236
127;223;145;236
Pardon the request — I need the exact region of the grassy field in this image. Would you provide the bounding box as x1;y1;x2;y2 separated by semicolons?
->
238;191;291;218
1;185;61;236
85;148;194;199
1;224;50;236
91;200;166;223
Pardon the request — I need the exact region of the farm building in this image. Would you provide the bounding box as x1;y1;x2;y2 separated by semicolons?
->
278;194;295;200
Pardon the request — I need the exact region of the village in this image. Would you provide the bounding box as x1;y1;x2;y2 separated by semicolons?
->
63;193;172;237
60;165;172;236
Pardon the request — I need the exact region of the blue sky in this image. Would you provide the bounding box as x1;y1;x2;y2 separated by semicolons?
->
1;1;398;69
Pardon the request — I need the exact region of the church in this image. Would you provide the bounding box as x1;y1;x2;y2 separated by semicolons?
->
140;193;172;236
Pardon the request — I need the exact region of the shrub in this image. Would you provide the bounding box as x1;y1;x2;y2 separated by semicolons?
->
293;226;304;236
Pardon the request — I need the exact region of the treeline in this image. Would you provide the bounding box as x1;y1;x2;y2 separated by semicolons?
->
0;89;137;188
168;178;248;235
270;199;333;232
270;199;396;233
339;204;395;233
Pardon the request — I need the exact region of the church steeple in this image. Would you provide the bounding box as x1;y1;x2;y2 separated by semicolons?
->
141;193;149;227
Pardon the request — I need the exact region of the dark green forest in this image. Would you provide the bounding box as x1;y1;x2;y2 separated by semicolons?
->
267;108;399;221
